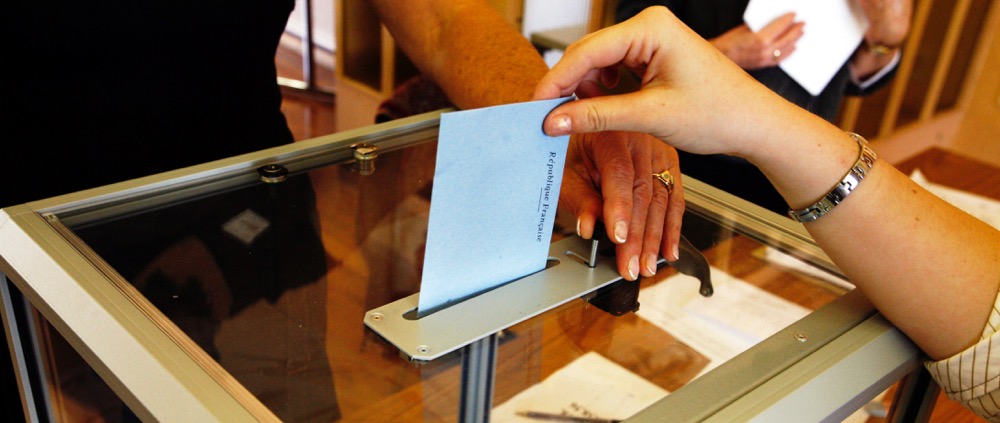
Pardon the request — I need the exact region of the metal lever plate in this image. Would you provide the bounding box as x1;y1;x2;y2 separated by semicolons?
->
364;236;622;362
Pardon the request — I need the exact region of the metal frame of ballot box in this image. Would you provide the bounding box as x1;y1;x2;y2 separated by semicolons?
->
1;111;938;422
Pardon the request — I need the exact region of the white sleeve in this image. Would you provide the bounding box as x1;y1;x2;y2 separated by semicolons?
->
850;50;902;91
924;287;1000;422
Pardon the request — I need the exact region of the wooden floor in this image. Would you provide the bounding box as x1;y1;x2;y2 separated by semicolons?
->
279;88;338;142
275;37;339;143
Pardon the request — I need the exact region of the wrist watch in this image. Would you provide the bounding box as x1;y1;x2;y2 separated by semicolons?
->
865;41;896;56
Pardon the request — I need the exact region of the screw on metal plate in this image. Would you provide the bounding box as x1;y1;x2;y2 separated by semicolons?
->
794;333;808;342
352;143;380;175
258;164;289;183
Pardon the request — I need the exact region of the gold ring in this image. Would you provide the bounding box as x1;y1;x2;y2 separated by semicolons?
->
653;170;674;194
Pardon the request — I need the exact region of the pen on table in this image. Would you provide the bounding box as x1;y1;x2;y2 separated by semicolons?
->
515;410;622;423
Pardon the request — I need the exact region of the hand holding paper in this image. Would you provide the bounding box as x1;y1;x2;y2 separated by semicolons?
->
743;0;868;95
417;97;572;317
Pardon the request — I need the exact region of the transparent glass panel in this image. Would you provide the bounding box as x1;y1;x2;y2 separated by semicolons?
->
18;126;851;422
47;139;446;421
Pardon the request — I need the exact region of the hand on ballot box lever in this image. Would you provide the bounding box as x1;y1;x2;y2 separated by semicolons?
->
561;129;685;283
585;221;713;317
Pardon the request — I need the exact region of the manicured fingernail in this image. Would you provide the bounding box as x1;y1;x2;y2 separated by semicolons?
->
628;256;639;280
550;115;572;134
672;244;680;261
576;217;582;237
614;220;627;243
645;254;658;275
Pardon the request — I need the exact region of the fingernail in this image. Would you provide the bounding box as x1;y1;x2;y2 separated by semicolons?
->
628;256;639;280
672;244;680;261
576;217;582;237
645;254;658;275
550;115;572;135
614;220;627;243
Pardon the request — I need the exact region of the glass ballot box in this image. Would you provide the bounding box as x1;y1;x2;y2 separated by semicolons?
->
1;112;930;422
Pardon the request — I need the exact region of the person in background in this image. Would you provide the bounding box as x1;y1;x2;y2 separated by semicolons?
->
4;0;681;283
5;3;335;420
533;6;1000;420
615;0;912;214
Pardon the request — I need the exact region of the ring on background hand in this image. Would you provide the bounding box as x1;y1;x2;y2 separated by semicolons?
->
653;170;674;195
773;49;782;59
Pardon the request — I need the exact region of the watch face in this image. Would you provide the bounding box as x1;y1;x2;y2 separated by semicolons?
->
867;42;893;56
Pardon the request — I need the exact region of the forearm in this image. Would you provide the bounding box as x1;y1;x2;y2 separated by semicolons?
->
370;0;548;109
747;102;1000;360
809;163;1000;360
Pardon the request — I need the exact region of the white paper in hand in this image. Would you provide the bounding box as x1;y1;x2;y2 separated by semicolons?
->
744;0;868;96
417;97;572;317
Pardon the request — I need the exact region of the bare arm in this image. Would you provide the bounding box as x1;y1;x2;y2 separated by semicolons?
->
752;101;999;361
535;6;1000;360
369;0;547;109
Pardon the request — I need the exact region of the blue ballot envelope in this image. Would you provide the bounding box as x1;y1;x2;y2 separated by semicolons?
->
417;97;573;317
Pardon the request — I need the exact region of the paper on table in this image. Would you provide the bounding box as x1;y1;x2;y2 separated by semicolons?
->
744;0;868;96
491;351;668;422
761;247;855;291
417;97;572;317
636;267;809;376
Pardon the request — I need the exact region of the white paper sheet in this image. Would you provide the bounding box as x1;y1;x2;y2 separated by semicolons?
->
640;265;886;421
418;98;572;316
636;267;810;376
761;247;856;290
491;351;668;422
744;0;867;96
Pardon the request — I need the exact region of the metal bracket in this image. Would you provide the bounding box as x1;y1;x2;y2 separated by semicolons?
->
364;236;622;362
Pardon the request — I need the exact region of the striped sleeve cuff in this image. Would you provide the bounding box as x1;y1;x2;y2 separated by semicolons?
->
925;287;1000;421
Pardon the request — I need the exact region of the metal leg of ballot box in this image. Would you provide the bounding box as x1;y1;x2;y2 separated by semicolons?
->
885;366;941;423
2;272;48;422
459;333;499;422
